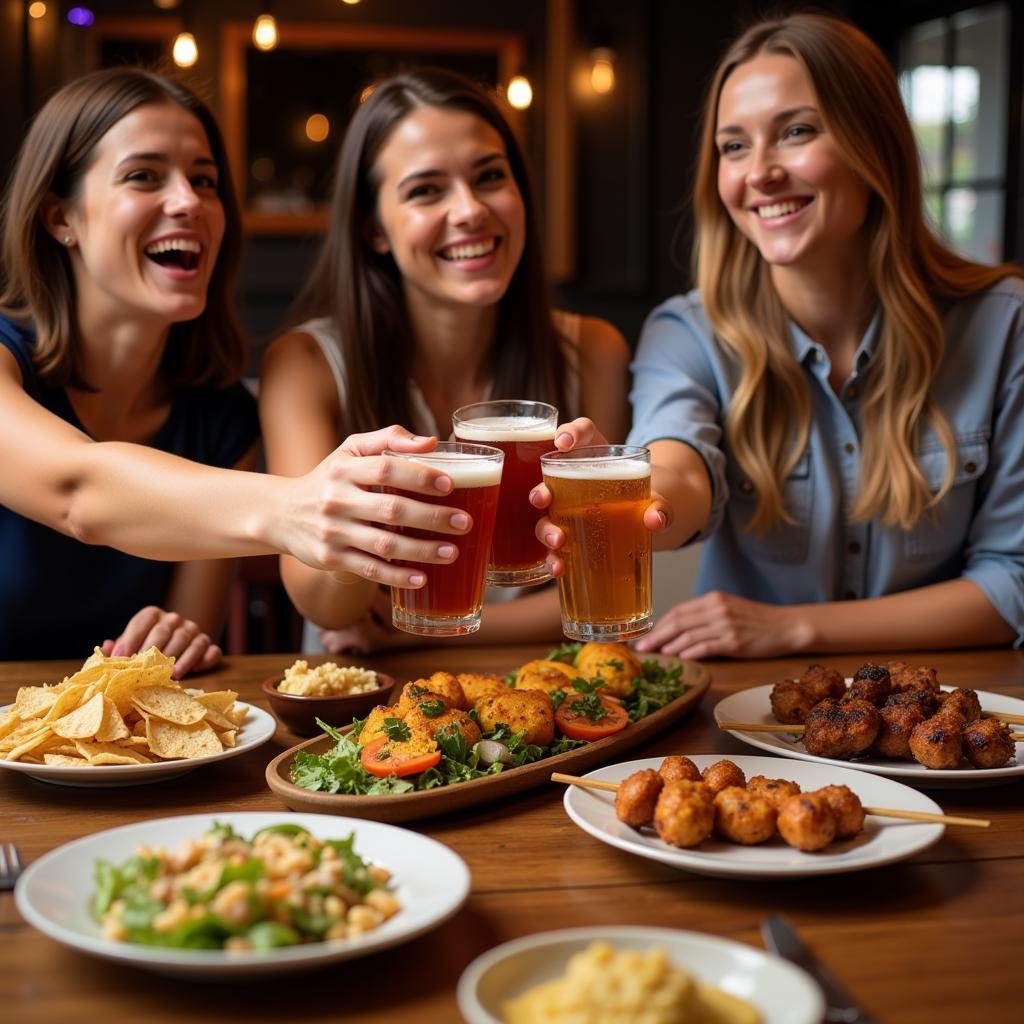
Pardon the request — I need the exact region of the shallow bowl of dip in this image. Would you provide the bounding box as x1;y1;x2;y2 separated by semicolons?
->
261;664;396;737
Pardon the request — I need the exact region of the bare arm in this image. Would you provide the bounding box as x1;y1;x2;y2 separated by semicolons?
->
0;347;465;579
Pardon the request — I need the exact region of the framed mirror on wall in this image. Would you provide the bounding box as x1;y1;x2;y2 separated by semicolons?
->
219;22;527;236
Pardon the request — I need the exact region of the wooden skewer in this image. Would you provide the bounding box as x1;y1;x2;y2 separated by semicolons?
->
551;772;991;828
984;711;1024;725
718;721;1024;741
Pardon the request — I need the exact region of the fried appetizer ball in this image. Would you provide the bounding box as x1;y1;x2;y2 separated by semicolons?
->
801;663;847;697
615;769;664;828
404;704;481;748
872;703;926;759
962;719;1015;769
653;780;715;848
884;689;940;717
803;699;880;760
456;672;508;704
514;659;577;695
934;688;983;726
777;794;837;852
395;682;451;718
404;672;469;711
887;661;941;695
844;664;892;706
746;775;802;809
359;704;410;746
812;785;865;839
574;642;642;698
659;755;702;784
713;786;777;845
702;760;747;794
909;715;963;769
475;688;555;747
769;679;818;725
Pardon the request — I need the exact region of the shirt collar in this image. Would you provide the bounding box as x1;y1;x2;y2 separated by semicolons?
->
789;306;882;372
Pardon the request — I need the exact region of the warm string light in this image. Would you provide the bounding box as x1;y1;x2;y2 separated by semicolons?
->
305;114;330;143
589;48;616;95
28;2;47;18
252;14;278;51
506;75;533;110
172;31;198;68
152;0;181;8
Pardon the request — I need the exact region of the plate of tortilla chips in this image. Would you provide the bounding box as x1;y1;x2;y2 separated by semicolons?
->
0;647;274;787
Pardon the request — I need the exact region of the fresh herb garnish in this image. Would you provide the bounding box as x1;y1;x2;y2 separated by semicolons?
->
603;658;625;671
564;693;610;722
417;699;446;718
382;717;411;742
624;660;687;721
546;641;582;665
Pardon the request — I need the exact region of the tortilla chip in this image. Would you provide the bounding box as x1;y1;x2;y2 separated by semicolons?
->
194;690;239;714
43;684;91;722
73;740;152;765
12;685;59;719
94;696;130;742
218;729;237;748
132;686;207;725
6;726;54;761
0;712;24;741
43;753;89;767
146;717;222;759
51;692;106;739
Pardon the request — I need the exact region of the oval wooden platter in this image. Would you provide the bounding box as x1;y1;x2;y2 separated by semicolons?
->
265;657;711;823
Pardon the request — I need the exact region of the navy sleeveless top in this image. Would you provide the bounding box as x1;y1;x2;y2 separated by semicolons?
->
0;315;260;661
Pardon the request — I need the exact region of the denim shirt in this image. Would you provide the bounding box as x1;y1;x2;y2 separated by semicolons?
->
626;279;1024;647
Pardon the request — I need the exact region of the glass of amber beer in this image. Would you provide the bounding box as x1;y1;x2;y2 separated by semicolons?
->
385;442;504;636
452;400;558;586
540;445;652;641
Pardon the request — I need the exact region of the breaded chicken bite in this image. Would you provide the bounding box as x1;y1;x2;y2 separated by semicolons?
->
404;672;469;711
514;659;577;694
574;642;642;698
713;786;777;845
405;704;481;749
395;682;451;718
653;780;715;848
475;688;555;747
359;704;406;745
456;672;509;704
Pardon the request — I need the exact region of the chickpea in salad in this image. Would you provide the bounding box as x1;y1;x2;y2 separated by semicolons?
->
91;822;400;950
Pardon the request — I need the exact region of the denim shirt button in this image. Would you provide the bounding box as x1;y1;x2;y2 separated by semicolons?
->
848;541;862;555
964;460;977;474
844;442;855;455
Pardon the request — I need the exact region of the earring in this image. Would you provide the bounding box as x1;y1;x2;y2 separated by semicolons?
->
61;236;72;246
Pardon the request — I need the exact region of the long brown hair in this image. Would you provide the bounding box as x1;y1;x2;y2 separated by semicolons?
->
693;13;1023;531
0;66;245;390
293;67;567;434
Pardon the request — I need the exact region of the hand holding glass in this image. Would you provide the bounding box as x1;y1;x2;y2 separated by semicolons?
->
385;443;503;636
540;445;653;642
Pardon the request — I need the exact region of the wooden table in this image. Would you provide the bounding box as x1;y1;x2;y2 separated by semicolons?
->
2;647;1022;1023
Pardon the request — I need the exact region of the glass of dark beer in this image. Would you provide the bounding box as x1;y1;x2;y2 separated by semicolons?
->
385;442;504;636
452;400;558;586
540;445;652;641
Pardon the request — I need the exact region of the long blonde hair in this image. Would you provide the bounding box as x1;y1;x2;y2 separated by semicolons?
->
694;13;1022;532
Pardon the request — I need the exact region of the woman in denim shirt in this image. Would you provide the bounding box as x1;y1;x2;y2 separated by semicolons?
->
537;13;1023;659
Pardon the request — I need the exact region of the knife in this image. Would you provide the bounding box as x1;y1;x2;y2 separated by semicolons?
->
761;915;883;1024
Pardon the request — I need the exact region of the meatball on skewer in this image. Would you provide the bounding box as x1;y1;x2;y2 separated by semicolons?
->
962;719;1016;769
909;715;964;769
803;699;881;760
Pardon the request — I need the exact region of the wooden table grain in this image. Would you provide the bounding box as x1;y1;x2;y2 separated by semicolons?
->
2;646;1022;1023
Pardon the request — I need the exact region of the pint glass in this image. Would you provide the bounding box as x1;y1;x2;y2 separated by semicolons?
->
540;445;652;642
386;442;503;636
452;400;558;586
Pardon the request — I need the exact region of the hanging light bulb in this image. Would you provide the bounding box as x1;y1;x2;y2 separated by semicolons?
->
172;31;198;68
507;75;533;111
305;114;330;143
589;48;616;95
28;2;48;18
252;14;278;51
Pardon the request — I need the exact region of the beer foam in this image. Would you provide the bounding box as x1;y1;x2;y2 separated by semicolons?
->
542;458;650;480
455;415;557;443
408;451;502;487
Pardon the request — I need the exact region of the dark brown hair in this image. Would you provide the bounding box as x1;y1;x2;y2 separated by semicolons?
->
294;67;567;434
0;66;245;389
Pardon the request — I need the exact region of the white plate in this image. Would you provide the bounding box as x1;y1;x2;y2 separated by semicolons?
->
457;925;824;1024
0;702;275;787
563;754;944;878
713;685;1024;788
14;811;470;977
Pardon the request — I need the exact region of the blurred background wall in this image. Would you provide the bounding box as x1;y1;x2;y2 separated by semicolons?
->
3;0;1021;643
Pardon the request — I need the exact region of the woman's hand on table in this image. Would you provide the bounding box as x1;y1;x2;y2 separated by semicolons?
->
633;591;806;660
273;426;469;589
102;605;221;679
529;417;672;578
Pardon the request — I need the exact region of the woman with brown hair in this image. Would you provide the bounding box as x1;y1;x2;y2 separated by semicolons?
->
260;68;629;652
0;66;470;672
538;12;1023;658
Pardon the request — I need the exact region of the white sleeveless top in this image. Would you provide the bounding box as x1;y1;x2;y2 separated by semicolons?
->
295;311;583;650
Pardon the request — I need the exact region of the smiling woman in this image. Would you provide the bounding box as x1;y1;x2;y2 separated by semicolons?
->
0;67;488;672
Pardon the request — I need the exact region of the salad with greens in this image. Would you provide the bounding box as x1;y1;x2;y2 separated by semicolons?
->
290;642;688;797
92;821;399;950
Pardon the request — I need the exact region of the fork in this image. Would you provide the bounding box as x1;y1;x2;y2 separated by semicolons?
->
0;842;22;889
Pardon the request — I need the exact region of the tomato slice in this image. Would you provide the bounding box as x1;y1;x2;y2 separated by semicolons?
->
554;694;629;741
360;737;442;778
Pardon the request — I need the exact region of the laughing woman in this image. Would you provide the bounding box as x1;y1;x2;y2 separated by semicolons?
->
259;68;629;652
538;13;1024;659
0;67;474;673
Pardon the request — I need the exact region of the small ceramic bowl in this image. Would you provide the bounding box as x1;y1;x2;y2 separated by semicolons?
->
261;672;396;737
